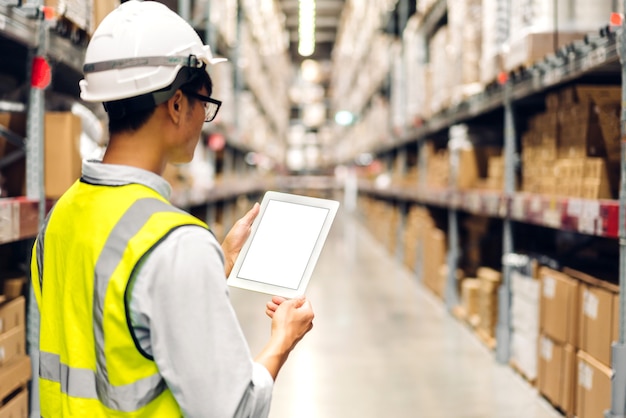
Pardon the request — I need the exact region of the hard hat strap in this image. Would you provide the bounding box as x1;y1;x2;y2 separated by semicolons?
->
83;55;204;74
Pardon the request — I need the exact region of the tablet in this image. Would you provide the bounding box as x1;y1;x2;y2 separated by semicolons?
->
227;191;339;298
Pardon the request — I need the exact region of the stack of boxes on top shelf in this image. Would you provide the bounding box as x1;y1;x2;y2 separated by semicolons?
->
44;0;120;38
521;85;621;199
0;288;30;417
537;267;620;418
504;0;614;72
405;0;615;125
422;126;504;192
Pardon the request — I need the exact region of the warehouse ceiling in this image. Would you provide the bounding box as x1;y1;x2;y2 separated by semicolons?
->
277;0;346;66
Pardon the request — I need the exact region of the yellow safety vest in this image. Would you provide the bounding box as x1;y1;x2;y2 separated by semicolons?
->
31;179;209;417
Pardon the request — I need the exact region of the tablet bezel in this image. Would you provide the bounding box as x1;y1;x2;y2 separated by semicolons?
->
226;190;339;298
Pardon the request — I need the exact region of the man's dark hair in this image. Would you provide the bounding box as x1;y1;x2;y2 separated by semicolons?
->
107;68;213;136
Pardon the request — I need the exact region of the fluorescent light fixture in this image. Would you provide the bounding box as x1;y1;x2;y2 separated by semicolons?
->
334;110;354;126
298;0;316;57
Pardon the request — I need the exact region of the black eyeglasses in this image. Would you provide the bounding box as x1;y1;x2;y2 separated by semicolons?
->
181;90;222;123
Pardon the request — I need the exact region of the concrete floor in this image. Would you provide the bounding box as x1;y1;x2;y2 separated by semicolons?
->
229;209;563;418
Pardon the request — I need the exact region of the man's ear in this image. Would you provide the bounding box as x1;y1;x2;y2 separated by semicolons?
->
167;90;184;123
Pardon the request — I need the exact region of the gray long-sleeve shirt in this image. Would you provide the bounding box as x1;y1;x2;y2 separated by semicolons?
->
31;160;273;417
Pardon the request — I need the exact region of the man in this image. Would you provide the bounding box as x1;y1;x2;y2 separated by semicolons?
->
30;1;314;416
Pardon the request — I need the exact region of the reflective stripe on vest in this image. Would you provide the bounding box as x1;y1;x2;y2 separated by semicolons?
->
38;197;186;412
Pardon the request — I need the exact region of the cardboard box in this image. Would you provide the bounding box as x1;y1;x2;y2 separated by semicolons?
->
0;113;26;197
0;297;24;335
540;267;579;346
578;284;618;367
462;278;481;325
44;112;82;199
0;356;31;401
0;327;25;366
0;387;28;418
505;32;587;71
538;335;577;414
576;350;612;418
91;0;120;34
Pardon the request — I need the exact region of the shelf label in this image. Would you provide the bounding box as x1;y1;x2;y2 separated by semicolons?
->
567;199;583;217
0;203;13;244
511;196;525;219
543;67;565;85
466;193;480;212
530;196;542;213
485;196;499;215
544;209;561;228
579;200;601;235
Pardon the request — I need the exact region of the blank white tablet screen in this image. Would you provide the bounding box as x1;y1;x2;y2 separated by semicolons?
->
237;199;330;289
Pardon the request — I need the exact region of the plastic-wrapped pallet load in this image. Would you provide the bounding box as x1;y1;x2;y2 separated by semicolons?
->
510;268;540;382
448;0;483;103
428;26;451;115
481;0;509;85
402;15;427;127
506;0;614;71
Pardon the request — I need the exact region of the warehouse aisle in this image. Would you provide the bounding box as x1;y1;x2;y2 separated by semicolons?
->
229;208;562;418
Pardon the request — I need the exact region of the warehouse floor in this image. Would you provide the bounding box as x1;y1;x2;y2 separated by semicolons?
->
229;208;563;418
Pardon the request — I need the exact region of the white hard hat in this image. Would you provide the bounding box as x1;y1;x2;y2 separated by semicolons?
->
79;0;225;103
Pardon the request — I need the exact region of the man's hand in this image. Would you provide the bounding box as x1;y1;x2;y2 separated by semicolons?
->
256;296;315;380
221;203;260;277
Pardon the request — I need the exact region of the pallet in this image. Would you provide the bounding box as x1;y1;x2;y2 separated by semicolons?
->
538;393;571;418
475;328;496;350
509;360;537;387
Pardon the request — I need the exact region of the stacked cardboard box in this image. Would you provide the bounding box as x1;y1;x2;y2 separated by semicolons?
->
460;278;481;327
476;267;501;347
538;267;579;416
462;216;491;277
521;85;621;199
484;155;504;190
510;271;541;382
0;112;83;200
422;228;447;299
564;268;619;418
360;197;401;256
0;296;30;418
425;147;449;189
402;206;432;272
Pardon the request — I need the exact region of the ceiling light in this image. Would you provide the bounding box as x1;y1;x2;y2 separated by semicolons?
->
334;110;354;126
298;0;316;57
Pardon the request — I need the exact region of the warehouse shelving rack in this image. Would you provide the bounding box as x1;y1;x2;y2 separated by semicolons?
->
356;0;626;416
